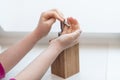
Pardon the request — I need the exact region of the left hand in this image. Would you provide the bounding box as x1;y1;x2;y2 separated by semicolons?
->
50;17;81;51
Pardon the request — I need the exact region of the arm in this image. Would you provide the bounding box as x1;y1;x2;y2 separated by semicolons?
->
0;29;42;73
0;9;64;73
15;17;81;80
15;42;63;80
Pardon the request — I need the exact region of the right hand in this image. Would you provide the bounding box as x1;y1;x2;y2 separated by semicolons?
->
35;9;64;38
50;17;81;51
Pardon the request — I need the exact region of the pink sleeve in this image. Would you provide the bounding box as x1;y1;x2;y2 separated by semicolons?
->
9;78;16;80
0;62;5;79
0;62;16;80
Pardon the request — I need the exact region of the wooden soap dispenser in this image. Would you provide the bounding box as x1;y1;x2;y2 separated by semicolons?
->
51;19;80;78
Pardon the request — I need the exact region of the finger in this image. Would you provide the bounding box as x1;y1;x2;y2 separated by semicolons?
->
47;10;64;21
67;17;80;31
67;17;74;31
61;31;67;35
72;24;80;32
66;18;72;33
61;25;69;34
68;17;78;25
67;17;72;26
46;18;56;26
72;18;80;30
51;9;65;18
72;18;78;25
67;28;72;33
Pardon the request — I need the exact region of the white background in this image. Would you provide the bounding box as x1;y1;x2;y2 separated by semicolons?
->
0;0;120;33
0;1;120;80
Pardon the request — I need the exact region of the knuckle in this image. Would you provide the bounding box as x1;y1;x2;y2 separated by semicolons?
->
52;9;58;11
41;11;47;16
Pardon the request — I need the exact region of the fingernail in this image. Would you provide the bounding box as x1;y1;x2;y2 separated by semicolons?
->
61;17;65;22
62;18;65;22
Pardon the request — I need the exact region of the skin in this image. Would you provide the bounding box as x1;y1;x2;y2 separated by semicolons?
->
0;9;81;80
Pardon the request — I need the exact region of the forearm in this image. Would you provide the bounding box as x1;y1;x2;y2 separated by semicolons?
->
0;29;43;73
15;43;63;80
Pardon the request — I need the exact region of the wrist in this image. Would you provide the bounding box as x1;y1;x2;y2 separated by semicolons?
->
49;42;64;54
33;28;44;39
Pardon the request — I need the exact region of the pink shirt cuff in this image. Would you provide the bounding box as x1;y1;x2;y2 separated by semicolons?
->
9;78;16;80
0;62;5;79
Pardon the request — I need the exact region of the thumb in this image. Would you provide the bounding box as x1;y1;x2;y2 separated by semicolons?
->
47;18;56;26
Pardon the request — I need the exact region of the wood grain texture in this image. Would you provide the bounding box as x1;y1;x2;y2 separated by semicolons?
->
51;43;79;78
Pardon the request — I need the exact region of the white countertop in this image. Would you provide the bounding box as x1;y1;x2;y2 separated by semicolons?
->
1;43;120;80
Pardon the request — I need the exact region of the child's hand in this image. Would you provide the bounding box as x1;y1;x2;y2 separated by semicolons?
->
50;17;81;51
35;9;64;38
